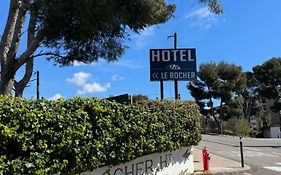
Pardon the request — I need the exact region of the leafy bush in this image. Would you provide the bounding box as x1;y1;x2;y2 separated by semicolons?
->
225;119;252;137
0;96;201;174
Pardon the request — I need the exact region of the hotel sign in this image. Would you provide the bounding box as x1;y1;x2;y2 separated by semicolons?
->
150;48;196;81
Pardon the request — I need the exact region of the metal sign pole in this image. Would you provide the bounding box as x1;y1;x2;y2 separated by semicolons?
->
173;33;179;100
160;80;164;100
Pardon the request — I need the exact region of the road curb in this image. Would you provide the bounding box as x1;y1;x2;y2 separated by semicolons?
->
202;138;281;148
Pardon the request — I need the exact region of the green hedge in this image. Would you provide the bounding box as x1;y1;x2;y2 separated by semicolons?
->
0;96;201;175
225;119;252;137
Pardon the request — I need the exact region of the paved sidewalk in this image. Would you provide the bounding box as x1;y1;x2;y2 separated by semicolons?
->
193;147;251;174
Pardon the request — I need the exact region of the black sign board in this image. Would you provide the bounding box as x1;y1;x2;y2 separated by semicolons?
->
150;48;196;81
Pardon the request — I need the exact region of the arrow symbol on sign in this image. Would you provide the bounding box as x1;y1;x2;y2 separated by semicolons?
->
152;72;159;79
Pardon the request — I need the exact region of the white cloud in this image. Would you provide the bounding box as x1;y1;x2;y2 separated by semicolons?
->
112;61;147;69
72;61;102;67
112;74;124;81
185;6;218;29
77;82;110;95
66;72;91;86
73;61;86;66
135;39;146;49
139;26;155;37
49;93;63;100
66;72;111;95
74;59;145;70
134;26;155;49
186;6;213;19
70;58;145;70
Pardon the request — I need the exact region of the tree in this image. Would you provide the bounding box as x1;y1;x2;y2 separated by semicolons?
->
226;72;262;121
187;61;246;125
0;0;223;97
253;57;281;112
188;79;210;115
253;57;281;127
132;94;149;104
189;63;218;118
225;119;252;137
1;0;174;96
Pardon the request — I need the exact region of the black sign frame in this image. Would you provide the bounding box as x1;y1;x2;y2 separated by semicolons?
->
150;48;197;81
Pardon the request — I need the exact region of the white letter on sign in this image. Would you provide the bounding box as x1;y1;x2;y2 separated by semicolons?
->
180;50;187;61
171;50;178;61
188;50;194;61
151;50;160;62
162;50;170;62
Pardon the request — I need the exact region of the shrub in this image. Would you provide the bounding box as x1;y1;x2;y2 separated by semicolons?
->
225;119;252;137
0;96;201;174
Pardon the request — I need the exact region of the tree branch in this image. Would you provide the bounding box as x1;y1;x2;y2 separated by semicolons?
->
14;59;33;96
0;0;20;65
13;36;41;71
29;52;68;60
7;0;30;62
14;1;36;97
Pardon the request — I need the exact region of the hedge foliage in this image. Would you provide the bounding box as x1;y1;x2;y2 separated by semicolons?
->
225;119;252;137
0;95;201;175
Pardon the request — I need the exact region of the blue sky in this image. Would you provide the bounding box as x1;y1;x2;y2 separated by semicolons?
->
1;0;281;101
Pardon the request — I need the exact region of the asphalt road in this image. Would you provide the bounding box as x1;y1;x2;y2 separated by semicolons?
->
198;134;281;175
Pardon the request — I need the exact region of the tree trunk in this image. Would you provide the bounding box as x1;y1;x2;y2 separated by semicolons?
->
15;10;36;97
0;0;20;95
0;0;33;96
0;80;14;95
219;100;223;119
15;59;34;97
0;67;15;95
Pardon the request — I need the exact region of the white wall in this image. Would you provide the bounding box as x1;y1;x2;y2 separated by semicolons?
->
263;127;281;138
78;146;194;175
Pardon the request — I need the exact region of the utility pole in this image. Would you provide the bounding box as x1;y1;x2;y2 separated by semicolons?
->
36;71;40;100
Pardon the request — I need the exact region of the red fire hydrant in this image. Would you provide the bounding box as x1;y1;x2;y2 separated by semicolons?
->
202;147;211;171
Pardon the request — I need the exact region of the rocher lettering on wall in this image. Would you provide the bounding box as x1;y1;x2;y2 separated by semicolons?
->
150;48;196;81
78;147;194;175
102;153;172;175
